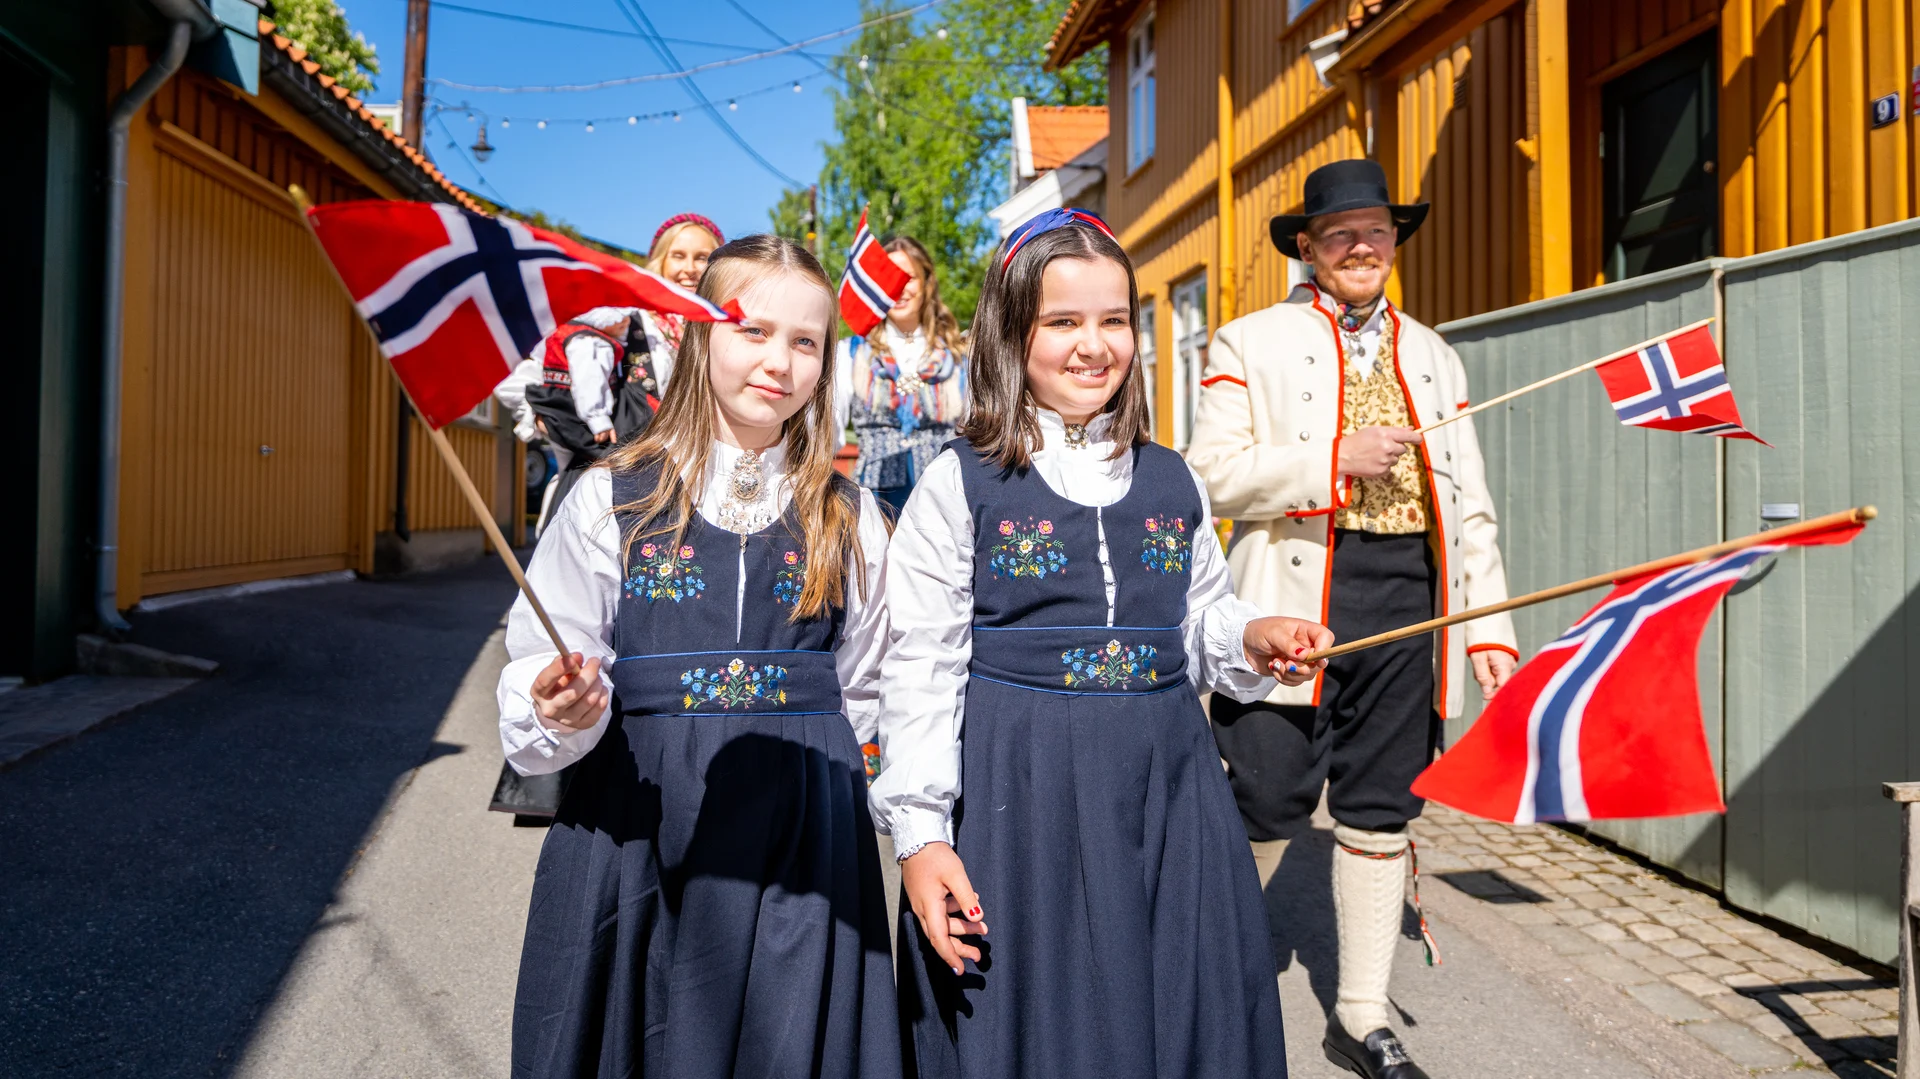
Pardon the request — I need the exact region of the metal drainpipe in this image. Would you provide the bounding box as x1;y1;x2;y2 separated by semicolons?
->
97;21;193;634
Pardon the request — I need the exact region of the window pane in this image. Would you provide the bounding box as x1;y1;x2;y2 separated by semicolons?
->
1144;72;1155;160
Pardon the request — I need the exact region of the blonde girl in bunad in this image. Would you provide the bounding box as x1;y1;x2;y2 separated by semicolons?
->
830;235;968;514
634;212;725;391
872;208;1332;1079
498;235;900;1079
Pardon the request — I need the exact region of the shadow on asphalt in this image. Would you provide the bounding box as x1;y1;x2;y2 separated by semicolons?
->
0;559;516;1078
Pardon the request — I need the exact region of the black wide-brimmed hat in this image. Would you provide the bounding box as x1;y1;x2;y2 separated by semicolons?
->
1268;158;1429;261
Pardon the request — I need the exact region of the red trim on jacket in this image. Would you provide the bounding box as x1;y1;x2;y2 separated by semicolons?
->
1201;373;1247;389
1467;643;1520;660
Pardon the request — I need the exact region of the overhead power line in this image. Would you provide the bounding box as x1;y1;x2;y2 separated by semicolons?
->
427;69;830;127
430;0;948;93
608;0;804;188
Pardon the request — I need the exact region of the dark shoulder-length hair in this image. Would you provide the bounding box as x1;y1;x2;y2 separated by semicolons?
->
956;224;1150;470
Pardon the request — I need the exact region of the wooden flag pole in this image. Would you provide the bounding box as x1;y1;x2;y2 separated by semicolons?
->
1298;506;1876;664
1418;317;1716;436
287;185;579;671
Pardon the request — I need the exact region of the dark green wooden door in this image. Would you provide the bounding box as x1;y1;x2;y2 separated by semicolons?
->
1603;34;1719;281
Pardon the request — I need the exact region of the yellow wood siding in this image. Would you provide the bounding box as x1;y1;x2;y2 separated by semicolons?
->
112;60;511;603
140;147;355;595
1391;7;1533;325
1091;0;1919;375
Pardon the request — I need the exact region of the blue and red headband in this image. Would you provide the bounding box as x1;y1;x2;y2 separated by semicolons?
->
999;207;1117;270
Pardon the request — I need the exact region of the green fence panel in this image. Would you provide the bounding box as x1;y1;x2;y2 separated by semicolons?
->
1719;218;1920;964
1439;264;1725;888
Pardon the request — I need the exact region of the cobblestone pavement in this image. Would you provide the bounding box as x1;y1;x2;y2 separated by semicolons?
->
1410;805;1900;1077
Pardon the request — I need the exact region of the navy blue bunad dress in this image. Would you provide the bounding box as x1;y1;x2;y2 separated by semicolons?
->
511;468;900;1079
896;438;1287;1079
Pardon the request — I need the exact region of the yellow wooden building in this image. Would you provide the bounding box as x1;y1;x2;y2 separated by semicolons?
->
108;20;520;610
1048;0;1920;446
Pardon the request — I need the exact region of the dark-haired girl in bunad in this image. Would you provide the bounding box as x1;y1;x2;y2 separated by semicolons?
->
497;235;900;1079
872;208;1332;1079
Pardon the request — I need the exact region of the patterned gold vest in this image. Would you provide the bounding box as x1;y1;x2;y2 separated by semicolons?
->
1334;324;1431;534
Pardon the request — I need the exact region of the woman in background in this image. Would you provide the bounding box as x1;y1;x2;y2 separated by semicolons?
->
833;236;967;515
635;212;725;389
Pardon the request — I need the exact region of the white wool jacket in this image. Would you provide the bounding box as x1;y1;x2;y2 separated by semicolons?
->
1185;283;1519;719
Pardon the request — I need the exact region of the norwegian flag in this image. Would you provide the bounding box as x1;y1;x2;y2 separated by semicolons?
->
1412;517;1865;823
1595;324;1767;444
837;207;911;337
306;200;736;428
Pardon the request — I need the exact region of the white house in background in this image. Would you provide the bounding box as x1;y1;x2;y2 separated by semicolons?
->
988;98;1107;239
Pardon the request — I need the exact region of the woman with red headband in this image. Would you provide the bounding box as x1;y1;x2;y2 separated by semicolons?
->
632;212;724;391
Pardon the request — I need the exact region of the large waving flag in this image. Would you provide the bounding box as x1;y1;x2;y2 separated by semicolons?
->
1595;323;1767;443
837;207;911;337
306;200;735;428
1413;515;1865;823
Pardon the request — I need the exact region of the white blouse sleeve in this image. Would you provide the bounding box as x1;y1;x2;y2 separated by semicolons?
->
835;487;892;747
569;336;617;434
493;358;542;443
1182;463;1277;703
832;338;857;451
871;449;972;858
497;468;620;774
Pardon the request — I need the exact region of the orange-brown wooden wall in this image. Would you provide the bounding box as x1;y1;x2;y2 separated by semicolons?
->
115;54;514;604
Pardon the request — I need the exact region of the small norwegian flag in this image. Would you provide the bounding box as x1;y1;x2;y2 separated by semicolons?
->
1595;324;1766;443
306;200;735;428
1411;516;1865;823
837;207;911;338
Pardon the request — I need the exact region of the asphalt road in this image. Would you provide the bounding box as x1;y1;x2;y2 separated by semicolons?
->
0;561;517;1078
3;557;1701;1078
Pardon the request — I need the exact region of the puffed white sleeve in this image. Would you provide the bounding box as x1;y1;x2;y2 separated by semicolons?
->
493;358;543;443
1182;463;1278;702
568;336;616;435
835;487;892;748
870;449;971;859
640;312;675;392
832;338;856;451
497;468;620;774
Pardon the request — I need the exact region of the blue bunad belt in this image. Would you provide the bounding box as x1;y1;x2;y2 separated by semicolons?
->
611;649;846;716
968;624;1190;697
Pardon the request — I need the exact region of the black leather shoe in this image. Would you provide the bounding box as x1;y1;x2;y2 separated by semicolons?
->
1323;1015;1431;1079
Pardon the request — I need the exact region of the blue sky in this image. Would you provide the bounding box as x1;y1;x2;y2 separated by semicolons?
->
341;0;879;250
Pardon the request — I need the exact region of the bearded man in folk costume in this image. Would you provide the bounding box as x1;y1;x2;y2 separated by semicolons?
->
1186;159;1521;1079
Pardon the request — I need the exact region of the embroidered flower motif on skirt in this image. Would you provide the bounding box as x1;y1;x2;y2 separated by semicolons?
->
1140;515;1192;574
1060;639;1159;690
988;517;1068;579
626;541;706;603
861;741;882;783
680;656;789;710
773;549;806;606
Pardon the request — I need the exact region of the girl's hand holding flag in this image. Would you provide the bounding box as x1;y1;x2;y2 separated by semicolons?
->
1244;617;1336;685
528;652;610;733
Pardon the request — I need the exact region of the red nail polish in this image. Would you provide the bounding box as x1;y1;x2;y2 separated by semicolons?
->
967;905;982;920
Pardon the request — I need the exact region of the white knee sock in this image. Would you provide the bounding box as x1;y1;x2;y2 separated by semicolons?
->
1250;838;1288;890
1331;824;1409;1037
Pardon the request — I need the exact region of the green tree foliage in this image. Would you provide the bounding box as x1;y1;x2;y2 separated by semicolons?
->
777;1;1105;328
271;0;380;96
768;187;817;250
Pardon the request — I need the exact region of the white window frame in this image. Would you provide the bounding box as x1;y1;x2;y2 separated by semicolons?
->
1171;273;1208;452
1137;297;1158;438
1126;6;1156;174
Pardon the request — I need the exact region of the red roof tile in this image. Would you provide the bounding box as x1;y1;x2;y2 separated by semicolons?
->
1026;105;1107;171
258;18;483;213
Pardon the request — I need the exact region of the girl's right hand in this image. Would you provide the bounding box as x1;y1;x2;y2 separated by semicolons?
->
531;652;608;732
900;842;987;975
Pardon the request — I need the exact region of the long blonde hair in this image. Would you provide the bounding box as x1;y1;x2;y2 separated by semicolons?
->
604;235;867;620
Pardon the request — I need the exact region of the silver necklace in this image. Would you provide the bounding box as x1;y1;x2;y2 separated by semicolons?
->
717;449;774;534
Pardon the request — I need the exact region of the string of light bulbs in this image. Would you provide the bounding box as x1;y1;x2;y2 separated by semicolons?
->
430;68;831;131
